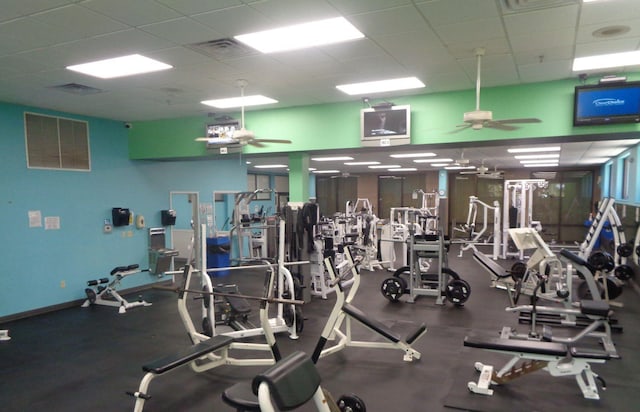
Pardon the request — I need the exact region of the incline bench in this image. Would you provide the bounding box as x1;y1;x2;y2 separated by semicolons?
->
463;335;611;400
129;335;234;412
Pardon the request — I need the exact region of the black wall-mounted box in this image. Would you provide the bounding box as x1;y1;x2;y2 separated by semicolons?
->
112;208;131;227
161;209;177;226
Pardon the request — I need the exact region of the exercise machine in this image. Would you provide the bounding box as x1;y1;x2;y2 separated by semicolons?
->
313;247;427;362
381;224;471;306
81;264;151;314
464;335;611;400
222;351;367;412
455;196;501;259
501;179;547;259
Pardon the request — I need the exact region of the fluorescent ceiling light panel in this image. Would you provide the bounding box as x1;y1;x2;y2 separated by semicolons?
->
388;168;417;172
445;166;476;170
524;163;558;167
254;164;288;169
390;152;436;158
520;159;560;164
66;54;172;79
507;146;560;153
344;161;380;166
413;158;453;163
311;156;354;161
578;158;611;164
573;50;640;71
430;163;451;167
336;77;425;95
313;170;341;174
201;95;277;109
514;154;560;159
368;164;401;169
235;17;364;53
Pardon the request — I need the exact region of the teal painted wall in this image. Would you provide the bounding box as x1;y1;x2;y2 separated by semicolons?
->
0;102;247;318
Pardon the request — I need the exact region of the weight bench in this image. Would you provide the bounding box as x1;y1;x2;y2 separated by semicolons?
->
222;351;334;412
129;335;234;412
315;251;427;362
463;335;610;400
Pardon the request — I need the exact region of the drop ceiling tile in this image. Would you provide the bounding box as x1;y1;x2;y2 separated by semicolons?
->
0;1;74;23
579;0;640;26
248;0;339;25
347;6;431;37
415;0;500;26
513;46;573;65
320;38;386;63
503;4;578;36
81;0;182;26
576;20;640;44
517;59;573;82
156;0;243;16
433;17;506;45
509;28;576;51
30;4;129;38
139;17;225;44
145;47;216;68
0;18;70;54
446;38;511;59
191;6;273;36
327;0;413;15
575;37;640;57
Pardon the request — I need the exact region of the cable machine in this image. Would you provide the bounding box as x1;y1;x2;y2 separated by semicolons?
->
502;179;547;259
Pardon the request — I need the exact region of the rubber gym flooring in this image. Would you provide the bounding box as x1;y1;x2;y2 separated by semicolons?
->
1;245;639;412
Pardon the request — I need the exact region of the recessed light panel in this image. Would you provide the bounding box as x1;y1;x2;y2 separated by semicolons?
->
573;50;640;71
201;95;277;109
336;77;425;95
311;156;354;161
66;54;172;79
235;17;364;53
507;146;560;153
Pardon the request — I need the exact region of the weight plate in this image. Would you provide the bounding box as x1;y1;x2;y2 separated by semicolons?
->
337;394;366;412
445;279;471;305
202;317;213;337
392;266;410;279
442;267;460;280
509;262;527;280
380;277;405;302
588;251;614;271
577;280;604;301
614;264;635;281
601;276;624;300
84;288;97;304
617;243;634;258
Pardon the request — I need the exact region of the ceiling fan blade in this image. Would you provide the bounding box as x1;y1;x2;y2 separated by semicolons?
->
253;138;292;144
494;118;542;124
247;139;266;148
449;123;473;133
485;121;517;131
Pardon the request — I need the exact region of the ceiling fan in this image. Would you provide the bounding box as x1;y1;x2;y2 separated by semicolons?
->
460;160;504;179
455;48;542;132
195;80;292;148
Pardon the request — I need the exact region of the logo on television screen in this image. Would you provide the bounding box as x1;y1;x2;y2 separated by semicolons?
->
593;98;625;107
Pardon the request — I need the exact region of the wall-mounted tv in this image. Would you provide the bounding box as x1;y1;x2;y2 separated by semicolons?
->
574;82;640;126
361;105;410;146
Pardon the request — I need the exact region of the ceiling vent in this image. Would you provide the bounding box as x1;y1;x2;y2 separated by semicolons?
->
50;83;104;95
186;38;257;60
502;0;579;13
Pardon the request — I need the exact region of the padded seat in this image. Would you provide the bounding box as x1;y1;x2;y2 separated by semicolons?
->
580;300;611;318
342;303;401;343
142;335;234;374
560;249;596;275
464;335;567;357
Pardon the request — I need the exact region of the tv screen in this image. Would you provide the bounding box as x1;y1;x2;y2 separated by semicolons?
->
574;82;640;126
361;105;410;144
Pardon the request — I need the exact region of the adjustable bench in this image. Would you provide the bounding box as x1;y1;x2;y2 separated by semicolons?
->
463;335;610;400
129;335;234;412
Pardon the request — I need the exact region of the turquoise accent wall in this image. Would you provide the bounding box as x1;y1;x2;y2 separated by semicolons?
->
0;102;247;318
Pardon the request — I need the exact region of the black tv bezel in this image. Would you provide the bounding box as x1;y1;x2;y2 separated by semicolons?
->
573;81;640;126
360;104;411;141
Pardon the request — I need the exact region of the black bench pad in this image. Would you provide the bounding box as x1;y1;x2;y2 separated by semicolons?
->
569;347;611;360
143;335;234;374
464;336;567;357
559;249;596;276
580;300;610;317
343;303;401;343
473;252;511;279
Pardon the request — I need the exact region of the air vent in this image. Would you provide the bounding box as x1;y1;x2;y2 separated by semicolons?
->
502;0;578;12
186;38;258;60
49;83;104;95
532;171;557;179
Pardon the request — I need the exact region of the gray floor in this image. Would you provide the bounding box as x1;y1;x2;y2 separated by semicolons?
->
1;245;639;411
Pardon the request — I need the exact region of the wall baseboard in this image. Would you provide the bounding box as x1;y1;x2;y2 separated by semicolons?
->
0;281;171;324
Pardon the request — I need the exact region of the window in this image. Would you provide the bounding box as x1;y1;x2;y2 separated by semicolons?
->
24;112;90;171
247;173;271;199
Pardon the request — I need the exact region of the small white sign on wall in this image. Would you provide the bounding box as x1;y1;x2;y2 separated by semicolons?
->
28;210;42;228
44;216;60;230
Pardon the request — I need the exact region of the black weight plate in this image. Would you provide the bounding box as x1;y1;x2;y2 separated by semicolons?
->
588;251;613;271
614;264;635;281
337;394;366;412
380;277;405;302
617;243;634;258
442;267;460;280
202;317;213;337
601;276;624;300
577;280;604;300
509;261;527;280
445;279;471;305
84;288;97;304
392;266;411;279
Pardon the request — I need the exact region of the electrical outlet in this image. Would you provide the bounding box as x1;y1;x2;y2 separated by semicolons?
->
60;280;66;288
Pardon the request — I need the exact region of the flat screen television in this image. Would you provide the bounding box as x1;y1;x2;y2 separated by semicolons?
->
361;105;410;146
573;82;640;126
